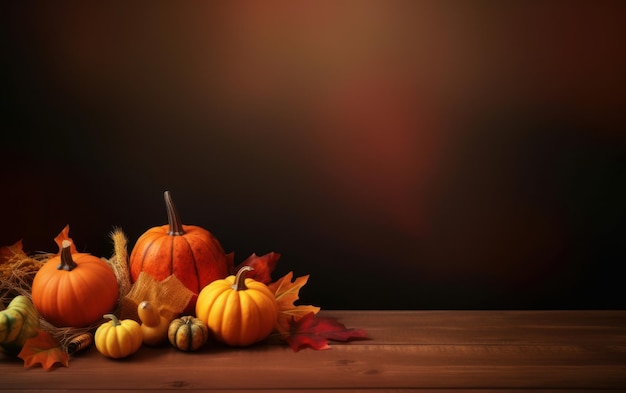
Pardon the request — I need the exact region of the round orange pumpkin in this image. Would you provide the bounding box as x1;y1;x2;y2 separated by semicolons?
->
31;240;119;328
196;266;278;346
129;191;231;312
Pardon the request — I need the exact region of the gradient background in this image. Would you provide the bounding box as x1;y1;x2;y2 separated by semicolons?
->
2;1;625;309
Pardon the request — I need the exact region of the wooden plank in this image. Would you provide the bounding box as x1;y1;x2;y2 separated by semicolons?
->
2;342;626;390
1;311;625;391
325;310;626;345
11;391;623;393
9;391;625;393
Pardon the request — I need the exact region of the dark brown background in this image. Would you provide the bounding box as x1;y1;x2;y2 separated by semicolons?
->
2;1;625;309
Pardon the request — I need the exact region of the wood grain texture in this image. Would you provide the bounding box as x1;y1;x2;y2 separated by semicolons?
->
1;310;625;391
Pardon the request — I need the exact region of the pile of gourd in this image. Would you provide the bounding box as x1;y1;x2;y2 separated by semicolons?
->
1;191;278;359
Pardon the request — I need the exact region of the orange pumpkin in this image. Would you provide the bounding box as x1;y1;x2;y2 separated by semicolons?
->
31;240;119;328
129;191;231;312
196;266;278;346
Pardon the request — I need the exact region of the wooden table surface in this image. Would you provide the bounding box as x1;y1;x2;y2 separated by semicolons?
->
1;310;626;392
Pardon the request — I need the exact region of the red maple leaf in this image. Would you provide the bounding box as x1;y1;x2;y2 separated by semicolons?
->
18;328;69;370
234;252;280;284
268;272;320;336
285;312;368;352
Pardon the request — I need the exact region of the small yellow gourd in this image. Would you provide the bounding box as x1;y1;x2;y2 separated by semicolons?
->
0;296;40;355
196;266;278;346
94;314;142;359
137;301;169;346
168;316;209;352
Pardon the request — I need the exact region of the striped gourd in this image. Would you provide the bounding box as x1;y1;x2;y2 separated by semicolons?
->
0;295;40;355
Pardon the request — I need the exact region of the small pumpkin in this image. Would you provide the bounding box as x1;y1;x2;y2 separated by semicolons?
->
94;314;142;359
0;295;40;355
168;316;209;352
137;301;169;346
196;266;278;346
31;240;119;327
129;191;231;313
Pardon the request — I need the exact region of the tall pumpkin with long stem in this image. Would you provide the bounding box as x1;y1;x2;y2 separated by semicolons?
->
129;191;231;312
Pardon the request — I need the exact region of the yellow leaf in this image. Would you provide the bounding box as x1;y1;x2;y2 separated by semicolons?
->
120;272;195;322
268;272;320;336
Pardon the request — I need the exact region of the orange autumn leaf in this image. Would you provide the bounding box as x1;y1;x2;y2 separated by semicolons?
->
0;240;26;264
18;328;69;370
268;271;320;336
53;225;77;254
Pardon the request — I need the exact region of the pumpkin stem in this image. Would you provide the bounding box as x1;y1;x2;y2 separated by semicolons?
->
103;314;121;326
57;240;78;271
164;190;185;236
232;266;254;291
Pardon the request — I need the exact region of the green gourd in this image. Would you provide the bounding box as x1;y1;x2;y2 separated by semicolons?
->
0;295;41;355
168;316;209;352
